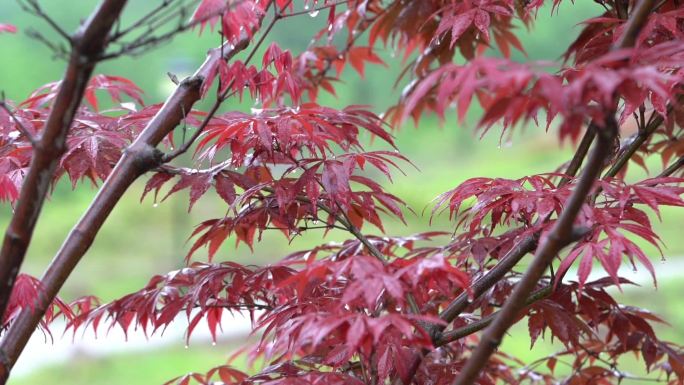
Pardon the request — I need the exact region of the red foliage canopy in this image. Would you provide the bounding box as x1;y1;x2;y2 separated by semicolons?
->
0;1;683;385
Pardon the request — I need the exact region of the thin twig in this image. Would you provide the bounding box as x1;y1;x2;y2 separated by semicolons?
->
100;1;243;60
18;0;72;43
436;286;553;346
559;125;596;187
0;99;36;145
659;155;684;177
162;0;294;163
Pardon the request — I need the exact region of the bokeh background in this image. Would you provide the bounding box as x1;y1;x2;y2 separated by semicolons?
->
0;1;682;384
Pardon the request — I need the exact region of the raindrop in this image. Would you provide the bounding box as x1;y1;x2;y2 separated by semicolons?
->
308;9;319;17
153;203;159;208
304;4;310;10
313;219;319;225
327;25;333;32
184;345;189;349
212;341;216;346
170;147;174;151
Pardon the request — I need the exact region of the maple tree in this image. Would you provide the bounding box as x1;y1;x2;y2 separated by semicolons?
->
0;0;683;384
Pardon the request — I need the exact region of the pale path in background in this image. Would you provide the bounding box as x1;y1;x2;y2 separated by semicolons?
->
11;258;683;378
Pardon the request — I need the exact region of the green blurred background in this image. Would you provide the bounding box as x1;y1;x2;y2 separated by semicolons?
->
0;1;682;384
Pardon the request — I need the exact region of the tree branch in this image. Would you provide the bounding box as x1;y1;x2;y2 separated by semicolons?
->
435;286;553;347
451;1;655;383
560;125;596;187
659;155;684;177
451;115;619;385
436;227;590;330
0;26;252;382
100;1;241;60
18;0;73;43
0;99;36;145
0;3;129;380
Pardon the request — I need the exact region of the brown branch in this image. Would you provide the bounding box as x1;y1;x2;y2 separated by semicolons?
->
0;29;253;383
109;0;188;41
451;2;655;383
0;2;128;380
18;0;73;43
162;0;294;162
0;99;36;145
451;116;619;385
437;235;538;326
603;112;667;179
397;228;589;385
659;155;684;177
613;0;655;49
435;286;553;347
436;227;590;330
560;125;596;187
100;2;241;60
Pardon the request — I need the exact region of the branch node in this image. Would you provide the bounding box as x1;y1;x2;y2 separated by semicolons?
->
125;144;165;173
181;75;204;89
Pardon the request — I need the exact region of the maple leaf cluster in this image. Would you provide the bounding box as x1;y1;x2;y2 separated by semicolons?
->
1;1;684;385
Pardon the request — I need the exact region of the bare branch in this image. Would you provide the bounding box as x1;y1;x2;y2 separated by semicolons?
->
0;98;36;145
101;0;246;60
604;112;667;179
24;28;70;60
659;155;684;177
110;0;191;41
435;286;553;346
17;0;72;43
559;125;596;187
